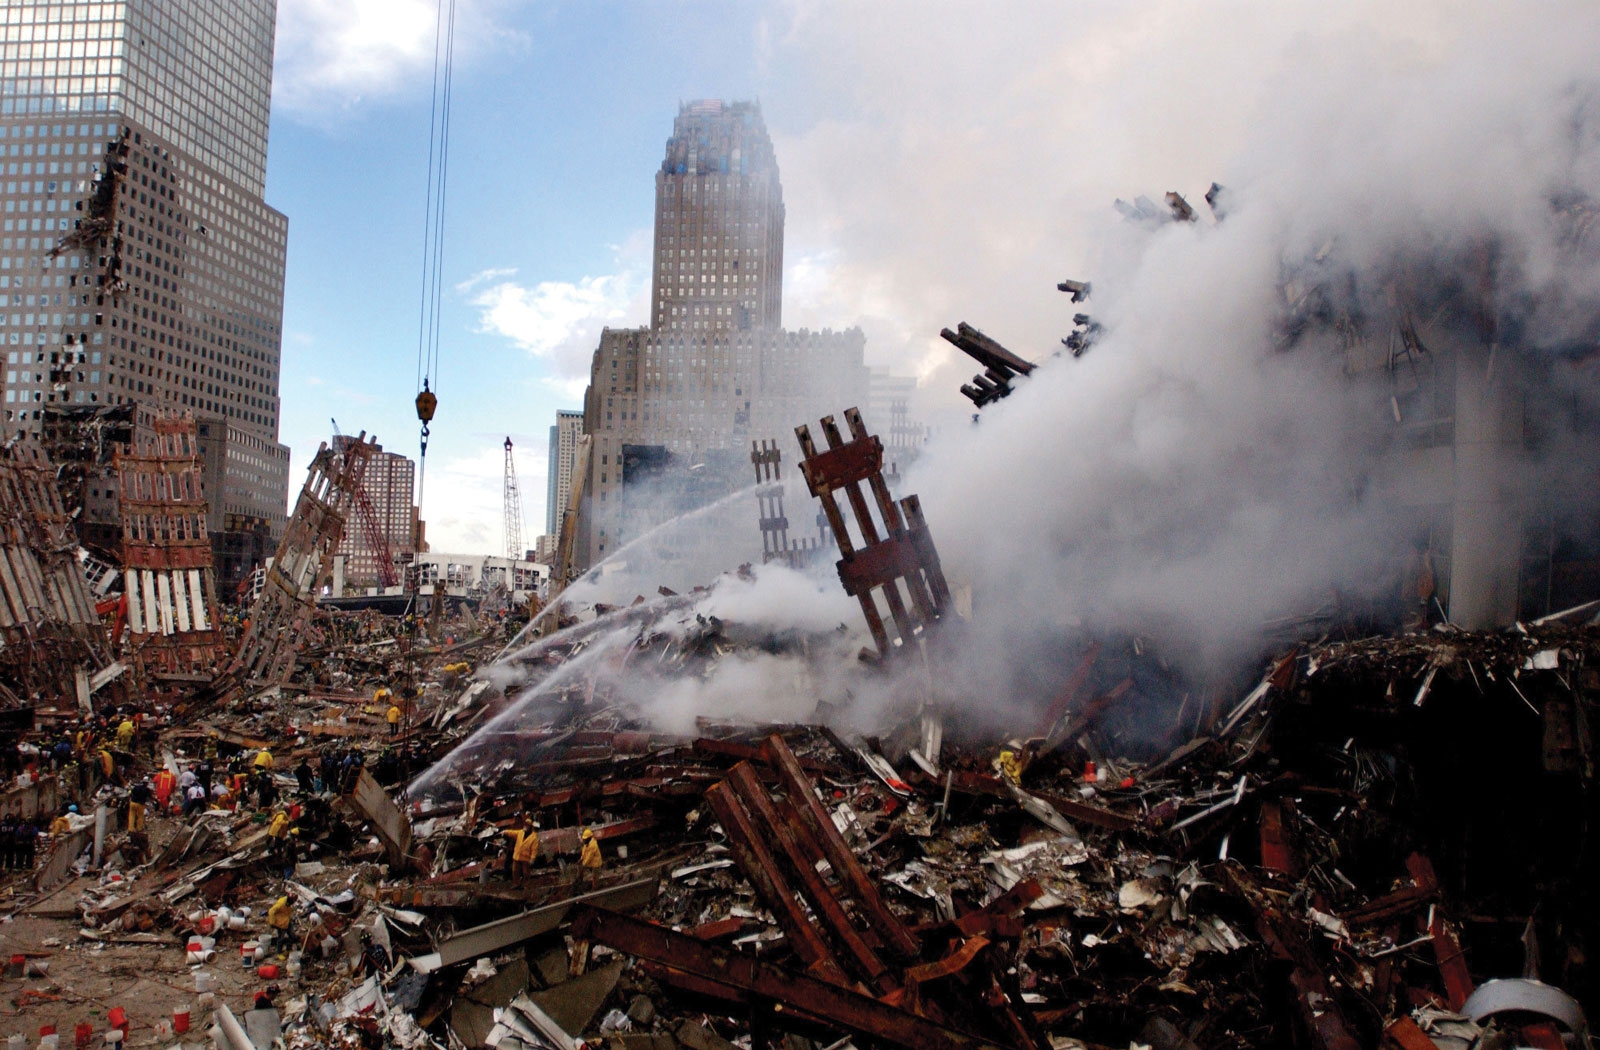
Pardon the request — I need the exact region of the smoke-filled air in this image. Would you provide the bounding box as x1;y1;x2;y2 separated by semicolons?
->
412;4;1600;797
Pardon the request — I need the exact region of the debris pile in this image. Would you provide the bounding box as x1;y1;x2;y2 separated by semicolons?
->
0;404;1593;1050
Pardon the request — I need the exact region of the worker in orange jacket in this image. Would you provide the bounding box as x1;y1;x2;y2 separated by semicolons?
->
153;768;177;812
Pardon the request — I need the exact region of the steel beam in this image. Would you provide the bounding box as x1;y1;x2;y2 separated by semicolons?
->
569;907;1017;1050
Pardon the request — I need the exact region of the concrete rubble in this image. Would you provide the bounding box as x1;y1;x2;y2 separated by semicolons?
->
0;407;1590;1050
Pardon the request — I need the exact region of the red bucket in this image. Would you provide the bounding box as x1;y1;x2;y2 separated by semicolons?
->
106;1008;126;1032
256;964;280;979
172;1007;190;1035
73;1023;92;1048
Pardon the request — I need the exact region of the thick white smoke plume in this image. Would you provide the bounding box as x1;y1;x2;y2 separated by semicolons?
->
913;11;1600;690
420;8;1600;789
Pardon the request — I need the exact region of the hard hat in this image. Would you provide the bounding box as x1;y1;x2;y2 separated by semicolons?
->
581;829;594;841
68;805;78;813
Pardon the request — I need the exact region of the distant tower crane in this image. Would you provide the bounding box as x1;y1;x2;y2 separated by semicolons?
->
503;436;524;561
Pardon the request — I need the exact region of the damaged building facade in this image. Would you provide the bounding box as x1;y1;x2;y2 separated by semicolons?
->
0;0;292;591
573;101;871;571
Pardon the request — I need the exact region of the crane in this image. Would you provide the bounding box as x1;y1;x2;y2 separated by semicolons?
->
503;436;524;561
332;419;400;589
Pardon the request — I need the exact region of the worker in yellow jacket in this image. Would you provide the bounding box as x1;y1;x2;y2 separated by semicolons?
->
580;828;602;889
253;749;274;772
266;894;293;948
511;818;538;883
386;703;402;736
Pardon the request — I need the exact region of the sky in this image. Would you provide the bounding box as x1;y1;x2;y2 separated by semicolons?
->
262;0;1537;556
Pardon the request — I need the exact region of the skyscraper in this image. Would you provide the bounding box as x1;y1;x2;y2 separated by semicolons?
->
546;408;583;535
332;435;419;591
652;100;784;333
0;0;290;583
574;102;867;572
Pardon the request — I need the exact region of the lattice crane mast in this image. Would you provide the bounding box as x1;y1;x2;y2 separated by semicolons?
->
503;436;524;561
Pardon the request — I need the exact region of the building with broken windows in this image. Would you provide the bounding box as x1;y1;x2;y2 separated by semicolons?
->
575;101;870;569
0;0;291;580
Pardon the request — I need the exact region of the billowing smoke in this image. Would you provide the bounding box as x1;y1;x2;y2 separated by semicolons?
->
912;14;1600;698
419;7;1600;786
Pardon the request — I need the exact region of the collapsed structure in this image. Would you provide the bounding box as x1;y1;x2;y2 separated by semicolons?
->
1;80;1600;1050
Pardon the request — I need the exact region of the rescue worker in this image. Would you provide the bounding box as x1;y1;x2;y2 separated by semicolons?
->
48;806;73;837
13;819;35;871
97;745;117;786
125;797;148;865
579;828;602;890
114;717;136;751
994;749;1025;783
386;702;402;737
151;766;174;812
253;748;274;773
182;780;207;816
510;817;538;883
294;758;315;796
265;806;288;864
265;894;293;949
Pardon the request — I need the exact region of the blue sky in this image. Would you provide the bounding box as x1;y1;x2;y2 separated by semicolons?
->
261;0;1494;554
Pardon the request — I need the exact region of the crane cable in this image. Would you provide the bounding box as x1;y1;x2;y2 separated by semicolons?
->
414;0;458;511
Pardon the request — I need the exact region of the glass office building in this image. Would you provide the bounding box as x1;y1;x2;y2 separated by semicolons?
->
0;0;291;574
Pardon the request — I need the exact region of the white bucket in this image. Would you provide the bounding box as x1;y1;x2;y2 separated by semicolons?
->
194;970;216;994
227;915;246;930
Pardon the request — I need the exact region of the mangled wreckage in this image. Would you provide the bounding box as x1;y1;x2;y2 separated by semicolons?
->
2;174;1600;1050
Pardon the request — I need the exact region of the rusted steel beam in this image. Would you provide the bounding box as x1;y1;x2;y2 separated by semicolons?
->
821;414;919;647
726;762;897;993
937;770;1136;833
763;734;921;961
796;422;889;656
570;907;1017;1050
906;935;989;984
1227;866;1363;1050
1383;1017;1442;1050
1428;910;1474;1012
1259;799;1296;875
690;916;749;941
692;737;832;773
1045;678;1135;751
1343;853;1439;926
942;323;1036;378
705;779;845;982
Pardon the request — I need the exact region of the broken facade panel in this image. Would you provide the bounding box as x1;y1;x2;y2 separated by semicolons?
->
0;439;112;700
941;322;1038;408
797;407;952;658
229;434;377;686
113;412;228;679
751;438;823;569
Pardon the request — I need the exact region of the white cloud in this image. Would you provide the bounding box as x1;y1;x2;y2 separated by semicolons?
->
463;231;652;382
272;0;519;118
470;272;633;357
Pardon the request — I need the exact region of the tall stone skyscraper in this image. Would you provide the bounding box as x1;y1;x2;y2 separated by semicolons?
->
574;102;867;573
0;0;290;587
546;408;584;535
651;100;784;333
